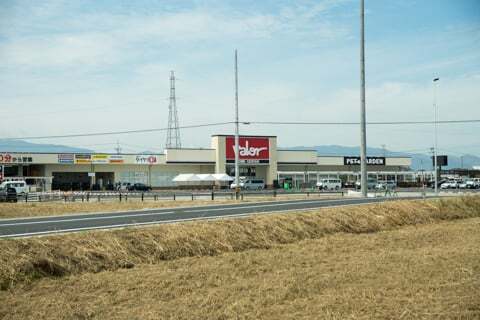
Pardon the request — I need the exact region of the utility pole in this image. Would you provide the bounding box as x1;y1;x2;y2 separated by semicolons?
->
166;71;181;149
433;77;439;195
234;50;240;200
359;0;368;197
115;140;122;154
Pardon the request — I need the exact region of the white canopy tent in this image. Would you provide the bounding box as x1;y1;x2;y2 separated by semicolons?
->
172;174;202;183
212;174;234;182
196;174;216;182
172;173;233;187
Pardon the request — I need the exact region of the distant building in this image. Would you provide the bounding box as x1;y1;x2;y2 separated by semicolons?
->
0;134;413;191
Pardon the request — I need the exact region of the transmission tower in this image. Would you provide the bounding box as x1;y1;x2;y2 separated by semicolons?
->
165;71;181;148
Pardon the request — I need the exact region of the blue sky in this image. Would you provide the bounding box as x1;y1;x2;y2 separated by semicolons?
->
0;0;479;156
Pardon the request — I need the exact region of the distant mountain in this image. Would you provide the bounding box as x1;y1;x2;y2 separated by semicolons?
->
286;145;480;170
0;139;92;153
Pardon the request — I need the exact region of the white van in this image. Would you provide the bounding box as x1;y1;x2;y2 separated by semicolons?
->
242;179;265;190
0;180;28;194
316;179;342;190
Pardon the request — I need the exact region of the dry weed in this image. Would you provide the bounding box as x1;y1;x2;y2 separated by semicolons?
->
0;218;478;319
0;196;479;290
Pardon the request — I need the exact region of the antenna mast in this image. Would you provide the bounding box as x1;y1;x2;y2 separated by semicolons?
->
166;71;181;148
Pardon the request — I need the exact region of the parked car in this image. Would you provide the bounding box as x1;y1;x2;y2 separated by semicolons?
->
0;180;28;195
343;181;356;189
116;182;131;191
0;187;17;202
128;183;152;192
316;179;342;190
355;178;377;190
375;180;396;190
460;180;479;189
242;179;265;190
440;180;460;189
429;179;447;189
230;182;244;189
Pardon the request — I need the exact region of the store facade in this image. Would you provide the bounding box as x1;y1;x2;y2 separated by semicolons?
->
0;135;412;191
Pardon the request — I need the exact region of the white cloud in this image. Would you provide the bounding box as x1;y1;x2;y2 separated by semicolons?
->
1;33;119;67
0;1;351;69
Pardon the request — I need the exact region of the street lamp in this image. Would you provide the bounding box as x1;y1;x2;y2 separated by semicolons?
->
433;77;439;195
234;49;240;200
359;0;368;197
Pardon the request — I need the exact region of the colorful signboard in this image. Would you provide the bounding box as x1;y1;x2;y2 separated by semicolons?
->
109;155;124;164
0;154;33;164
75;154;92;164
58;154;74;164
92;154;109;164
135;155;158;164
225;136;270;164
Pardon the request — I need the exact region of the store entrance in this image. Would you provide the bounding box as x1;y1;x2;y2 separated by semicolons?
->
227;166;256;178
95;172;114;190
52;172;90;191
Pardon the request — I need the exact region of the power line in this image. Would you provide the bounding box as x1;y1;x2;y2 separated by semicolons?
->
2;121;234;140
247;119;480;125
2;118;478;141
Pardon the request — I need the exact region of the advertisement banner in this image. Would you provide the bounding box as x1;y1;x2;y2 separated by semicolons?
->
135;155;158;164
344;156;386;166
58;154;74;164
225;136;269;163
109;155;124;164
431;155;448;166
75;154;92;164
92;154;109;164
0;154;33;164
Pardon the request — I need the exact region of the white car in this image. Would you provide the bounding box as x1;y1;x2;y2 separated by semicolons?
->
440;180;459;189
0;180;28;194
355;178;378;190
229;182;244;189
462;180;479;189
317;179;342;190
375;181;396;190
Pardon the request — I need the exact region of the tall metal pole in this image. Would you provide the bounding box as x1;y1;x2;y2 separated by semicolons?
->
360;0;368;197
433;77;439;195
234;50;240;199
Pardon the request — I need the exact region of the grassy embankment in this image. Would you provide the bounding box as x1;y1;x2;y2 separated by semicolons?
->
1;218;479;319
1;196;479;290
0;194;336;219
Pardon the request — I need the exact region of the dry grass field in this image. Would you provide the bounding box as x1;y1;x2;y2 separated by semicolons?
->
1;218;479;319
0;196;479;319
0;194;332;219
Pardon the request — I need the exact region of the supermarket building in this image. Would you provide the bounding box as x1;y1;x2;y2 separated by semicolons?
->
0;135;413;191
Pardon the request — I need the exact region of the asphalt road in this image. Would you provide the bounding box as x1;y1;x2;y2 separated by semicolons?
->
0;197;422;238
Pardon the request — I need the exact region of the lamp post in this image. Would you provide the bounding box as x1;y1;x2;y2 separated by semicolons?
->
234;49;240;200
359;0;368;197
433;77;439;195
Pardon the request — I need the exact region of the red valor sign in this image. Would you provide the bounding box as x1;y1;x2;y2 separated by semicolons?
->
226;136;269;163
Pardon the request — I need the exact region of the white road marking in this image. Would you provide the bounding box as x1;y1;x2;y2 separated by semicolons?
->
0;199;407;238
0;211;175;226
182;198;366;213
0;197;342;222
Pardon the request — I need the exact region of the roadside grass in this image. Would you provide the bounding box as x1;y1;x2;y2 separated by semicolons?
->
0;217;478;319
1;196;479;290
0;194;334;219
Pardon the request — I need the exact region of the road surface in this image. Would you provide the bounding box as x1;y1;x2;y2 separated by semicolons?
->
0;197;422;238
